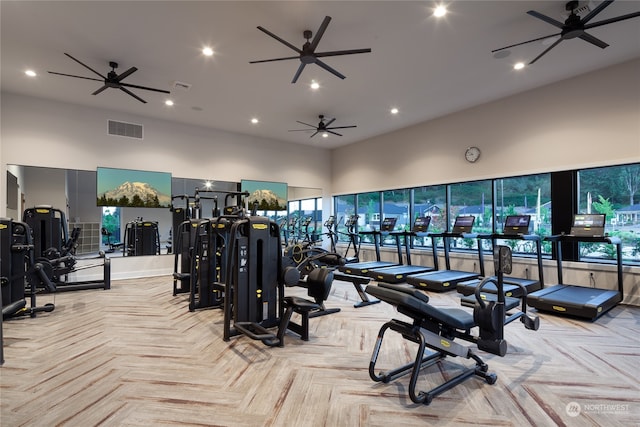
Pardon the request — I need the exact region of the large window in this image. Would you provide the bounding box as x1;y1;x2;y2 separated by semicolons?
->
495;173;552;255
449;180;492;249
413;184;446;247
285;197;322;244
356;191;380;244
578;164;640;262
334;194;355;243
333;162;639;265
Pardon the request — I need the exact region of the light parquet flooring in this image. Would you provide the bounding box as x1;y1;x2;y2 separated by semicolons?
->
1;276;639;427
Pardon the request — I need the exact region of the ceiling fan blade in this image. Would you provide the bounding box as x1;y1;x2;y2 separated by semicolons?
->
116;67;138;82
527;10;564;29
309;16;331;52
315;59;346;80
288;129;313;132
291;62;306;83
327;130;343;136
64;52;106;79
491;33;560;53
249;56;300;64
578;32;609;49
47;71;103;82
295;120;316;128
256;26;302;54
310;130;320;138
120;82;170;94
529;37;563;65
324;117;336;127
120;86;147;103
327;125;357;130
315;48;372;58
584;11;640;30
580;0;614;25
92;85;109;95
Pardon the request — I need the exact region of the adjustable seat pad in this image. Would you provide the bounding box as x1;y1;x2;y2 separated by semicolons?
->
366;284;475;330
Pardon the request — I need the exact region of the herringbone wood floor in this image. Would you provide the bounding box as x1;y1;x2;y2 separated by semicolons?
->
1;276;639;427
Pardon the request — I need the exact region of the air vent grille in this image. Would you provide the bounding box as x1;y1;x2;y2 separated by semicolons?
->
108;120;143;139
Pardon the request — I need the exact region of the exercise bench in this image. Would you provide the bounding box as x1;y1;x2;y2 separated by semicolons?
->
365;246;539;405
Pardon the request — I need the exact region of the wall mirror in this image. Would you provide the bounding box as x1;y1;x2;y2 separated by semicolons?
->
6;165;322;256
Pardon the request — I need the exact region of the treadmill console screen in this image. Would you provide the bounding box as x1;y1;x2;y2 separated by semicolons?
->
503;215;531;234
573;214;606;228
570;213;606;237
452;215;475;233
413;216;431;232
380;217;398;232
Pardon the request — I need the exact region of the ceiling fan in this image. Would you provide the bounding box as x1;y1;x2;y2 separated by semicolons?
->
492;0;640;65
48;53;170;103
249;16;371;83
288;115;357;138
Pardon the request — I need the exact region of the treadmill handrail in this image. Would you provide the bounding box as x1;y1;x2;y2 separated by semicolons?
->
476;232;544;288
548;234;623;295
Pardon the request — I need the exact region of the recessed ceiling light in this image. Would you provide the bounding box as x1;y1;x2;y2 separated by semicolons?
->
310;81;320;90
251;118;259;124
514;62;525;70
25;70;37;77
390;107;399;115
165;99;174;106
202;47;214;56
433;5;447;17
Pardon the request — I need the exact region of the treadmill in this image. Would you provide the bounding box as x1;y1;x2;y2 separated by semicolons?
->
457;215;544;305
527;214;623;321
406;215;484;292
366;216;436;283
339;217;400;276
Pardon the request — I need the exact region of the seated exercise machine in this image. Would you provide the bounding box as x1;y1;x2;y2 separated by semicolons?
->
1;218;55;320
366;216;436;284
222;216;335;346
23;206;110;292
365;245;539;405
284;215;377;309
527;213;623;321
457;215;544;307
407;215;484;292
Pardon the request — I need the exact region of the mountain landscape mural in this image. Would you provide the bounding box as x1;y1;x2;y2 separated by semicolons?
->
97;181;171;207
97;167;172;208
241;180;288;211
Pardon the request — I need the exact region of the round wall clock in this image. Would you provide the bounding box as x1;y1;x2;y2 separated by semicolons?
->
465;146;481;163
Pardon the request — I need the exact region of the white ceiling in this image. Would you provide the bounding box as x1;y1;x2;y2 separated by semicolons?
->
2;1;639;149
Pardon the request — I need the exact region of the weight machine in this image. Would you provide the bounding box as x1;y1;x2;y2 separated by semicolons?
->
22;206;110;292
1;218;56;320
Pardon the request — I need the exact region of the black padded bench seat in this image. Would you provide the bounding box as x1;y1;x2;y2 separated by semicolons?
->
366;284;476;330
